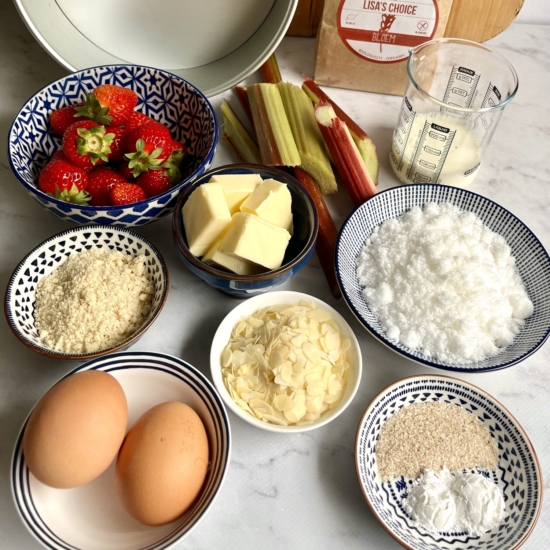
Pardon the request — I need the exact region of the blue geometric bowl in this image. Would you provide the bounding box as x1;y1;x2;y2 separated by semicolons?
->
172;164;318;298
336;184;550;372
8;65;218;227
355;375;543;550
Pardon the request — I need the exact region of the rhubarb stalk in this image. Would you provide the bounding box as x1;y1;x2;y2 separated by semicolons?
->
294;167;340;298
302;77;379;185
315;101;377;207
260;54;283;84
220;100;261;164
247;84;301;167
279;82;337;195
234;86;253;125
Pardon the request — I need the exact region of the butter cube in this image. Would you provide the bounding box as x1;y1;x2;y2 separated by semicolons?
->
209;174;262;215
203;236;264;275
182;184;232;257
220;213;291;271
240;179;293;233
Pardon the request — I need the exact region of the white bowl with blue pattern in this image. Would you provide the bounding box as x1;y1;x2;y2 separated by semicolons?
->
356;375;543;550
11;351;231;550
5;225;169;360
8;65;218;227
336;184;550;372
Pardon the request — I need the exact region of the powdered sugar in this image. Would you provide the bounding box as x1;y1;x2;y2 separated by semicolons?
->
356;202;533;364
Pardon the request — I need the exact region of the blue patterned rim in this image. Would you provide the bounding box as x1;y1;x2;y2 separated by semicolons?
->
7;64;218;213
4;225;169;359
355;374;543;550
11;351;231;550
335;184;550;373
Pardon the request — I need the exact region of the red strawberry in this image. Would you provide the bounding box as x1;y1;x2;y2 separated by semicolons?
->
62;120;115;170
137;170;171;198
51;150;67;162
93;85;138;126
124;121;172;177
168;140;186;156
39;155;90;204
106;126;127;162
110;183;146;206
124;111;155;133
88;168;127;206
50;103;84;134
118;160;136;182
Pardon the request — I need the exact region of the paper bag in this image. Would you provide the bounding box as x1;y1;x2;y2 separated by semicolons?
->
314;0;454;95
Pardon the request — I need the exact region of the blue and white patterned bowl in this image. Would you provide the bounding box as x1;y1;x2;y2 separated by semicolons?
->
5;225;169;360
11;351;231;550
336;184;550;372
173;164;319;298
356;375;543;550
8;65;218;227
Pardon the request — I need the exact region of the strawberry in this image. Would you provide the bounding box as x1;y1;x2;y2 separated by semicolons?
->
125;121;172;177
110;183;146;206
62;120;115;170
51;150;68;162
137;170;171;198
106;126;127;162
50;103;84;134
92;85;138;125
88;168;127;206
124;111;155;133
39;155;90;204
118;160;136;182
136;142;185;197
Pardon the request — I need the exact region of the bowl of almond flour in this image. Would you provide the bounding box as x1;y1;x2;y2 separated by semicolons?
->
355;375;543;550
335;184;550;372
5;226;169;359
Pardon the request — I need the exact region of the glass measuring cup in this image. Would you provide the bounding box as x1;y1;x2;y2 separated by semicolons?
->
389;38;518;187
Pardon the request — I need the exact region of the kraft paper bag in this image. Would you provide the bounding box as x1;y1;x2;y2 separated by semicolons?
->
314;0;454;95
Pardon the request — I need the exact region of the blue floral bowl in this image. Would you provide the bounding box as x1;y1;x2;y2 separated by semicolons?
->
173;164;318;298
8;65;218;227
356;375;543;550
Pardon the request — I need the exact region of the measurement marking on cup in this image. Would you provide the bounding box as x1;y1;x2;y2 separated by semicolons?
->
406;121;456;183
390;96;415;171
443;67;480;109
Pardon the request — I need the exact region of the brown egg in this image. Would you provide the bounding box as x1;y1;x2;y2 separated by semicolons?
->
22;370;128;489
115;401;209;526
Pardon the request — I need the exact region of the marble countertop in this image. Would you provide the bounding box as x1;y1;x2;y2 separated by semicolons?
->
0;2;548;548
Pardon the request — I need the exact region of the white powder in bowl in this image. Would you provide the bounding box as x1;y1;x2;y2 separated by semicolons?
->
35;249;154;354
356;202;533;364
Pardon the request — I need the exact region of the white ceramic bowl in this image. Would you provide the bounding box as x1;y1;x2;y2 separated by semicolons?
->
355;375;543;550
15;0;298;97
12;352;231;550
210;291;362;433
5;226;169;360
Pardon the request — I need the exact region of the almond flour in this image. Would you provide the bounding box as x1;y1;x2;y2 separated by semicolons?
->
375;401;498;482
35;249;154;354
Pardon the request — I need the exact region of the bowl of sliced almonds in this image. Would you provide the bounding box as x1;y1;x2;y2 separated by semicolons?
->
210;291;362;432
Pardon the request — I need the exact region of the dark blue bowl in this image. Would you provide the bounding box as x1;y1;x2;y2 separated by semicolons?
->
173;164;318;298
8;65;218;227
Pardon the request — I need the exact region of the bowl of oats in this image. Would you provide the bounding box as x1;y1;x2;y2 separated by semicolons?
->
210;291;362;433
4;225;169;359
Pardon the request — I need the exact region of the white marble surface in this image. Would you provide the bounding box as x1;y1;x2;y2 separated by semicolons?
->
0;2;549;548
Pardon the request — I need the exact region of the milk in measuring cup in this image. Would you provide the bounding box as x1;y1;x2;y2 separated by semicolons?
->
390;112;481;188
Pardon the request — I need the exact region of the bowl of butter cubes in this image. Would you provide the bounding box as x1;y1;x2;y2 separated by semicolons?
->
172;164;318;298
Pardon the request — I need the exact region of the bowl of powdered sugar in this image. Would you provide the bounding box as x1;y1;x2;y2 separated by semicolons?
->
336;184;550;372
5;226;168;359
